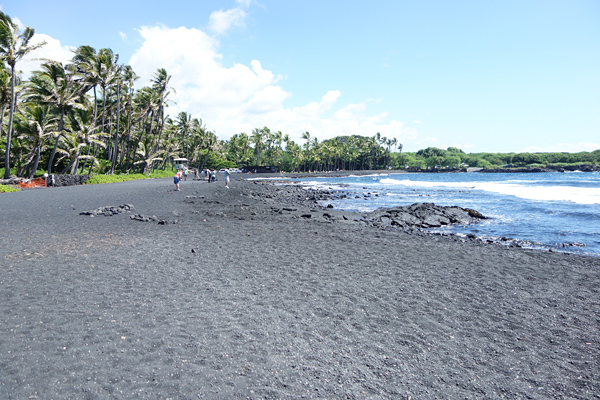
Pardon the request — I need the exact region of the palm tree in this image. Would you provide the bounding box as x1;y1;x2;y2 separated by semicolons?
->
301;131;311;171
25;61;87;174
13;104;56;178
261;126;273;165
67;107;107;174
72;45;100;173
273;130;283;171
96;48;119;153
134;136;162;174
118;65;138;171
128;86;158;172
0;64;11;138
230;132;251;167
109;64;124;174
176;111;192;159
251;127;264;165
0;11;46;178
150;68;173;154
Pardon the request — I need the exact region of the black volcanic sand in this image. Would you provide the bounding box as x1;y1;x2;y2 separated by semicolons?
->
1;176;599;399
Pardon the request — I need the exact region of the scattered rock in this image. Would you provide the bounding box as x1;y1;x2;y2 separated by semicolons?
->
80;204;134;216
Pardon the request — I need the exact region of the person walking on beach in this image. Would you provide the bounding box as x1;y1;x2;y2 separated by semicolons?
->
224;168;230;188
210;169;216;183
183;168;188;181
174;169;183;191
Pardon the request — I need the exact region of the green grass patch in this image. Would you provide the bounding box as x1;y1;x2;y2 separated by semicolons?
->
0;185;20;193
85;168;175;185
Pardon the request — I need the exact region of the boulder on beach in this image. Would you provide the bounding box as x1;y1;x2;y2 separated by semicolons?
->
366;202;488;229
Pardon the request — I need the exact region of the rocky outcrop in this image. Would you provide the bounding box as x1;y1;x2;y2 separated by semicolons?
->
0;177;21;185
364;202;488;229
47;174;90;187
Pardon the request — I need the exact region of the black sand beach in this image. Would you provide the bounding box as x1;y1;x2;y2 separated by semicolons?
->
1;176;599;399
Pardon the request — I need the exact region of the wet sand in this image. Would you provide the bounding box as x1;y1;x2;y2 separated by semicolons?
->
0;176;599;399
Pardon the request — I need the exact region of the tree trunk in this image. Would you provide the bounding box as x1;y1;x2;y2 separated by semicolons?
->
47;108;65;174
80;86;98;174
3;69;16;179
70;147;82;175
28;146;41;179
110;82;122;174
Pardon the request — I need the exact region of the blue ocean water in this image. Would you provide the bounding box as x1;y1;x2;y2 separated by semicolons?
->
290;172;600;256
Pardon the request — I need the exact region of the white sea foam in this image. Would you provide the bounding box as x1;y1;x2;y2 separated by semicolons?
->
380;178;475;189
244;177;285;181
475;183;600;204
347;173;390;178
378;178;600;204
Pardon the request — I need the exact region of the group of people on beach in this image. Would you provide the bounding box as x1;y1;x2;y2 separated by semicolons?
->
174;168;230;191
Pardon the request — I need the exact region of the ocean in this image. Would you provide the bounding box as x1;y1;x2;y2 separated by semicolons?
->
289;172;600;256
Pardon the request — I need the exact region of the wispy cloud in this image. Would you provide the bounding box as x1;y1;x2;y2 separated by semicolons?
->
208;1;250;35
19;33;74;78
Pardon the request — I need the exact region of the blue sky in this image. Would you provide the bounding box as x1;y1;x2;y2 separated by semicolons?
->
3;0;599;153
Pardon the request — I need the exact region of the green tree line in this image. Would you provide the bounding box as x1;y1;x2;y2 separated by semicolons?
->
397;147;600;170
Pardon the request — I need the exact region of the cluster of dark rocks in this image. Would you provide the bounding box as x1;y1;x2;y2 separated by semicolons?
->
245;181;351;209
0;177;21;185
80;204;134;216
246;182;489;230
47;174;90;187
130;214;178;224
363;202;488;229
79;204;177;224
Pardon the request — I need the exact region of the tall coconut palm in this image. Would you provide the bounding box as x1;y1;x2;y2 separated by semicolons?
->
26;61;87;174
13;104;56;177
118;65;138;171
0;11;46;178
198;131;218;172
0;64;11;138
96;48;119;149
251;127;264;165
301;131;311;171
176;111;192;159
72;45;101;173
67;107;107;174
150;68;173;154
109;64;124;174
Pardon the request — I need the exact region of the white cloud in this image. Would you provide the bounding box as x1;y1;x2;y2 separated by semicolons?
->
208;6;247;35
128;24;417;146
119;31;128;41
19;33;74;79
522;142;600;153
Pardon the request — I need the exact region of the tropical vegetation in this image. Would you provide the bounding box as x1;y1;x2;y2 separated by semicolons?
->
1;11;599;184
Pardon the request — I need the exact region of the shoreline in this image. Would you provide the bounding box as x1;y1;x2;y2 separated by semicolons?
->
1;177;599;399
242;172;599;257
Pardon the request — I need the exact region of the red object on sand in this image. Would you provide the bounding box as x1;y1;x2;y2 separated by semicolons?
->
18;177;47;188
